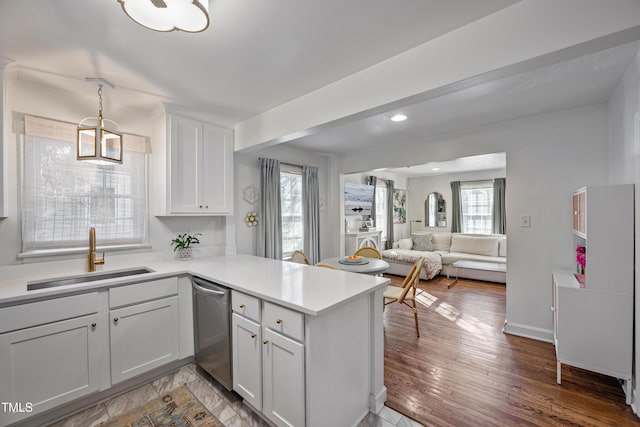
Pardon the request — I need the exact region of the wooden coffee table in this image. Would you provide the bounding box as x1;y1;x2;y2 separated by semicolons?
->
447;260;507;288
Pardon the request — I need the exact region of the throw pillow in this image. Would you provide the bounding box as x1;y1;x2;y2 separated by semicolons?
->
411;234;433;251
431;233;452;251
398;238;413;250
499;238;507;257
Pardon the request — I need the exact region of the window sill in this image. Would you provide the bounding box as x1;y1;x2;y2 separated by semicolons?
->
18;244;153;260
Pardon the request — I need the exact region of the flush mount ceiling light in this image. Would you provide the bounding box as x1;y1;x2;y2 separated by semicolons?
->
118;0;210;33
390;114;407;122
77;78;123;165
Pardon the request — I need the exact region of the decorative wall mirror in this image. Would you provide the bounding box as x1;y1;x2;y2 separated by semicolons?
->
425;192;446;227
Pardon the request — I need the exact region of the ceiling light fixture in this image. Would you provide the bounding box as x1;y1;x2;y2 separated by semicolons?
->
118;0;210;33
432;167;440;171
390;114;407;122
77;78;123;165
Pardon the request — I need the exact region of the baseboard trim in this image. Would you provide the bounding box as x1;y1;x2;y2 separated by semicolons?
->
503;320;553;343
369;386;387;414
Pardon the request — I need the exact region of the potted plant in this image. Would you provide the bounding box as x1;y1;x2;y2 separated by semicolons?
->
171;232;202;260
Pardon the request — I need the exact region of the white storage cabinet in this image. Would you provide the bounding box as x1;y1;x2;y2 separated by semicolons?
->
345;230;383;255
0;293;102;425
152;106;234;216
109;278;181;384
552;184;634;404
231;289;372;427
232;291;305;427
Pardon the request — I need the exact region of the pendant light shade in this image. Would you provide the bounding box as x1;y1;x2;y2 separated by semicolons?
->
118;0;210;33
77;79;123;165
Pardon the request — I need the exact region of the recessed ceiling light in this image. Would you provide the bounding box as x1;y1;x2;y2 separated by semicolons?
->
390;114;407;122
432;167;440;171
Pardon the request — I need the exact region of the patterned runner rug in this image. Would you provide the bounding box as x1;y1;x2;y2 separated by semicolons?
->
102;385;224;427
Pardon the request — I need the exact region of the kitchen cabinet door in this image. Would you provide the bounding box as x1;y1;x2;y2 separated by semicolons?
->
110;296;180;384
262;328;304;427
232;313;262;410
170;114;202;213
0;314;101;425
201;123;233;214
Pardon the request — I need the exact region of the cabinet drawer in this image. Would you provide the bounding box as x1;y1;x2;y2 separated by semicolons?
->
109;277;178;308
263;302;304;342
232;291;261;322
0;292;99;334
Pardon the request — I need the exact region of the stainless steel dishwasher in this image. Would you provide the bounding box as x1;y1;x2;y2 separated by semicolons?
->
192;277;232;390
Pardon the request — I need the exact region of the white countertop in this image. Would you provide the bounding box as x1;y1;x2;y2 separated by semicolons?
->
0;252;389;316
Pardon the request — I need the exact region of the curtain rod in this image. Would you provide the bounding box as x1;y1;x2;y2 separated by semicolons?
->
457;178;498;184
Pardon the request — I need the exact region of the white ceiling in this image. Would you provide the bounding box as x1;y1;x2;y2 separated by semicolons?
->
0;0;518;126
288;41;640;155
3;0;639;179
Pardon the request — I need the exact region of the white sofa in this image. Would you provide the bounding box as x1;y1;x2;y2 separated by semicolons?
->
382;232;507;283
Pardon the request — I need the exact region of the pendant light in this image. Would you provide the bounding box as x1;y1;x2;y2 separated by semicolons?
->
77;78;123;165
118;0;210;33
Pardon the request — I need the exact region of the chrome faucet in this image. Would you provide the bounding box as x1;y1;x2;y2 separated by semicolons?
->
88;227;105;272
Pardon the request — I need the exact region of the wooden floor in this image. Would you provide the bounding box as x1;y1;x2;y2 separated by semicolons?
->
382;275;639;427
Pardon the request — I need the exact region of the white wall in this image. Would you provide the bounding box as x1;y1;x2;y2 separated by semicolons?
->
233;144;331;258
0;78;228;266
406;168;506;233
337;104;610;341
608;49;640;411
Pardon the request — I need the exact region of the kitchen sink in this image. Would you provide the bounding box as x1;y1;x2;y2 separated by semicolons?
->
27;267;155;291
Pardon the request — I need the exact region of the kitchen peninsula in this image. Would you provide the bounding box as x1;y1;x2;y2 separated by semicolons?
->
0;253;389;427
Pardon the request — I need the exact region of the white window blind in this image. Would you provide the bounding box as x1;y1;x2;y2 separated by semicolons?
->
461;180;494;234
280;165;303;258
22;116;148;254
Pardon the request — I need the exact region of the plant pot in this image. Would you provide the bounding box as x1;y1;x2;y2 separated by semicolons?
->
177;247;192;261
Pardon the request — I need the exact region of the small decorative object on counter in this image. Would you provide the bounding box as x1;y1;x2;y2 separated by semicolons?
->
171;232;202;260
246;212;258;227
576;245;586;274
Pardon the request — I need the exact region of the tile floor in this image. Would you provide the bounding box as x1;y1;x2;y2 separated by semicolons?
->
48;363;425;427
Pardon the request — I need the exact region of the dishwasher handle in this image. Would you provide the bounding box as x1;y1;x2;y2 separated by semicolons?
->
192;279;226;296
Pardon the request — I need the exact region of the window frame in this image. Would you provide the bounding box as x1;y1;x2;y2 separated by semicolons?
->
19;116;150;257
280;165;304;259
460;180;494;235
374;181;388;241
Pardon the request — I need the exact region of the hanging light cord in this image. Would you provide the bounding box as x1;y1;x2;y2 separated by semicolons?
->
97;85;104;121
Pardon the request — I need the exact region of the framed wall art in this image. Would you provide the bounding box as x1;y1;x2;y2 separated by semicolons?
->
393;188;407;224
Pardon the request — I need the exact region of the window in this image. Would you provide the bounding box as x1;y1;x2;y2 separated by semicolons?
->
375;182;388;240
460;181;493;234
21;116;148;254
280;168;303;258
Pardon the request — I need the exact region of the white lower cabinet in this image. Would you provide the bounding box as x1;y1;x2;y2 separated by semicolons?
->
262;328;305;427
0;293;102;426
232;313;262;410
232;292;305;427
0;276;189;426
110;296;180;384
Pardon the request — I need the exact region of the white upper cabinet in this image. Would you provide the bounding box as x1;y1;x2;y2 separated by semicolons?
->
152;106;234;216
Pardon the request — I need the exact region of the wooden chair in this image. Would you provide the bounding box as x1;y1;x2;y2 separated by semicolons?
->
353;246;382;259
383;258;424;338
315;262;339;270
290;250;311;265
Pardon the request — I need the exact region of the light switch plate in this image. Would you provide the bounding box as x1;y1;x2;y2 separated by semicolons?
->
520;215;531;227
